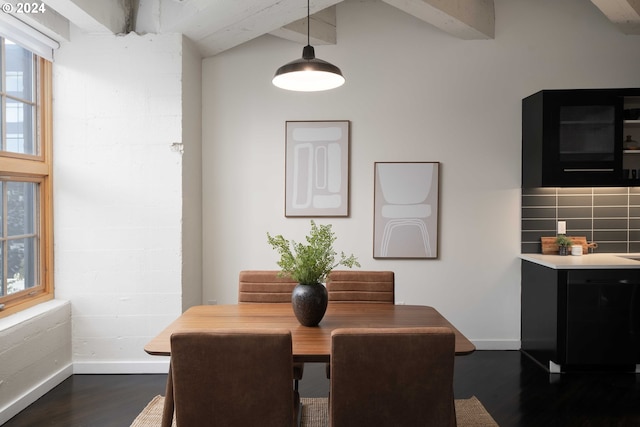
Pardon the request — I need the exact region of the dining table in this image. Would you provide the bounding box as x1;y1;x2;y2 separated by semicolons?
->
144;302;475;360
145;303;475;426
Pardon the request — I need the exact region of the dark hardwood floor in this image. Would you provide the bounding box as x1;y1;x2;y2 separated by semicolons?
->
3;351;640;426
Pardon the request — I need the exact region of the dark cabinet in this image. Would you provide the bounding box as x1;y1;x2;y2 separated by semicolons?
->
522;88;640;187
521;260;640;371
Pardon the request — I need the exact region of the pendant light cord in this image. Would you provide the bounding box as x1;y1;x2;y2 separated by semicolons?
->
307;0;310;46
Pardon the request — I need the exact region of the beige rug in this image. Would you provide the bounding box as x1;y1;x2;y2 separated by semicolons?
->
131;395;499;427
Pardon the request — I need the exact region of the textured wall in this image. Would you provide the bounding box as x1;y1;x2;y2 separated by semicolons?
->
0;301;71;424
53;30;186;373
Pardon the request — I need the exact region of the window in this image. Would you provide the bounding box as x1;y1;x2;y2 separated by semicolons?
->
0;37;52;317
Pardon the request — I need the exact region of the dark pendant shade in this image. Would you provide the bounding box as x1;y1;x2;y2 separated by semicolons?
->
273;45;344;92
272;2;345;92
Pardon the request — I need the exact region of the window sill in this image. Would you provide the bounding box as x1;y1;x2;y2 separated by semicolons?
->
0;299;69;332
0;292;54;319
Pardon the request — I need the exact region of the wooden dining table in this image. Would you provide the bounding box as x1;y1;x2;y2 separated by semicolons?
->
144;303;476;361
146;303;475;426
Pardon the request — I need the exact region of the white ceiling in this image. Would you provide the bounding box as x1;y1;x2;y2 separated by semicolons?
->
6;0;640;58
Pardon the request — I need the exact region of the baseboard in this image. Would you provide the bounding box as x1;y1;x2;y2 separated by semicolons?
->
73;359;170;374
0;363;73;425
470;339;520;350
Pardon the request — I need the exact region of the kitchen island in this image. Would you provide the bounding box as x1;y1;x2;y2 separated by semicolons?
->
520;254;640;373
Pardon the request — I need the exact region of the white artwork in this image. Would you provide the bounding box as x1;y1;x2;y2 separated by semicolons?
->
285;121;349;217
374;162;440;259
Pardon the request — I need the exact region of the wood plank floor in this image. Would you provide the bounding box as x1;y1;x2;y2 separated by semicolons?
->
3;351;640;426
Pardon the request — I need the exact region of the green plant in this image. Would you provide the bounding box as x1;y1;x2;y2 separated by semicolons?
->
267;220;360;285
555;235;573;247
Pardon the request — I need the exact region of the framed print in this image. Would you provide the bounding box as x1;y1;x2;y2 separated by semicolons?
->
285;121;350;217
373;162;440;259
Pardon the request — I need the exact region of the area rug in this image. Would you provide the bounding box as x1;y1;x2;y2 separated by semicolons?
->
131;395;499;427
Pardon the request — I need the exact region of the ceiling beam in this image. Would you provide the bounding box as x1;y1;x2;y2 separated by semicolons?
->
590;0;640;34
43;0;131;34
269;6;337;46
382;0;494;39
135;0;342;57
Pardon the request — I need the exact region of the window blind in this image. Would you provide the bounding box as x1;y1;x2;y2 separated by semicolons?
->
0;12;58;61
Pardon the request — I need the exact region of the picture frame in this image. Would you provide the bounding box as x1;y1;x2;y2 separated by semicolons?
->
373;162;440;259
285;120;350;217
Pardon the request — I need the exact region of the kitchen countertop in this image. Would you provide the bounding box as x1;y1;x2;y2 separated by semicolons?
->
520;253;640;269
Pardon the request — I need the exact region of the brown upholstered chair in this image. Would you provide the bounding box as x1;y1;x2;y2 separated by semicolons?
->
325;270;395;378
330;327;457;427
167;329;300;427
326;270;395;303
238;270;304;388
238;270;299;303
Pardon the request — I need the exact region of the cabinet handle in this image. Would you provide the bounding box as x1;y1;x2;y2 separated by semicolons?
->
630;285;638;335
563;168;615;172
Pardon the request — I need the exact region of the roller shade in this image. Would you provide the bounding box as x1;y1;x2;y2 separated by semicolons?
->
0;12;58;61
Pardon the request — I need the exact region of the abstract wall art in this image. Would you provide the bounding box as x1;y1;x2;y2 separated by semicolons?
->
285;121;350;217
373;162;440;259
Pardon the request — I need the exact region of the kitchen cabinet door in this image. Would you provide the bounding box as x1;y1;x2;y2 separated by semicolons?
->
522;89;626;187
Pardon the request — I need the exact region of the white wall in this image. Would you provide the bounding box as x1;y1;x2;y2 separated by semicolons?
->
202;0;640;349
0;301;71;424
53;29;189;373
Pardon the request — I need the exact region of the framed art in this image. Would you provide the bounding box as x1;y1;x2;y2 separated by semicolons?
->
373;162;440;259
285;121;350;217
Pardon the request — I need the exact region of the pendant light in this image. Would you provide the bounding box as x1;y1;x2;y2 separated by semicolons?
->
272;0;345;92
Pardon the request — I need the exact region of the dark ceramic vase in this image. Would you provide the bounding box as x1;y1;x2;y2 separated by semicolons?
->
559;246;569;256
291;283;328;327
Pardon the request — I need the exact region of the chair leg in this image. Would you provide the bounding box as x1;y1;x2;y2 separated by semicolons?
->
161;364;174;427
295;391;302;427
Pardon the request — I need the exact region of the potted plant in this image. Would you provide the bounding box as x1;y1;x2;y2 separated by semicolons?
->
267;220;360;326
556;235;573;256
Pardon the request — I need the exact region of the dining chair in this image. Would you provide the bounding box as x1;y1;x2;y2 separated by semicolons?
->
238;270;299;303
330;327;457;427
324;270;395;378
238;270;304;388
167;329;301;427
326;270;395;303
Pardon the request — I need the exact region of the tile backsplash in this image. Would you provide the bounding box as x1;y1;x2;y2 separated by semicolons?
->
521;187;640;253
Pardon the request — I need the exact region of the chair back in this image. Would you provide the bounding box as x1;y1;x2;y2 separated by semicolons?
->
330;327;456;427
170;329;298;427
238;270;297;303
238;270;305;384
326;270;394;303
